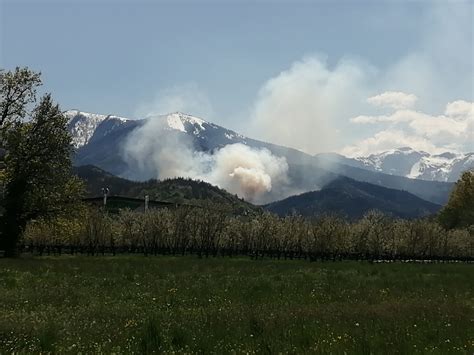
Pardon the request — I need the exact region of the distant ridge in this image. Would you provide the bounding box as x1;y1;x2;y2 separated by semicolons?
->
317;147;474;182
265;176;441;219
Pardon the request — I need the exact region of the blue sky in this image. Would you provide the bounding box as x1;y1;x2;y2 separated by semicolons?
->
1;0;473;155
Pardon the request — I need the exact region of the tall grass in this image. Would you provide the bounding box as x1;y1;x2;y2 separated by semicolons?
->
0;256;472;353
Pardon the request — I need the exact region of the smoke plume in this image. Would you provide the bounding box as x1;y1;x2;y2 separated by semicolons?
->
122;117;289;203
250;55;370;155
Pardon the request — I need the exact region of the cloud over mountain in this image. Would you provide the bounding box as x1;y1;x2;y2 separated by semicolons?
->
343;97;473;156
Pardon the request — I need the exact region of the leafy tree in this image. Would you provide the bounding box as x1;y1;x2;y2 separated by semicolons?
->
0;67;41;130
439;170;474;229
0;68;83;256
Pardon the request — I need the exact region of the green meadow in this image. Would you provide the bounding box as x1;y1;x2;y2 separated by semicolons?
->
0;256;472;354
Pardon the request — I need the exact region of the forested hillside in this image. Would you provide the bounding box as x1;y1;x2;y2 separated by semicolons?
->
265;177;441;219
74;165;259;214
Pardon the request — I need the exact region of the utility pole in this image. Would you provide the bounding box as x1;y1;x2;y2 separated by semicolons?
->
101;187;110;207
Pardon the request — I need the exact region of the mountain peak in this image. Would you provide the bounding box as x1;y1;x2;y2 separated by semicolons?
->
66;109;131;148
162;112;208;133
66;110;110;148
64;109;106;120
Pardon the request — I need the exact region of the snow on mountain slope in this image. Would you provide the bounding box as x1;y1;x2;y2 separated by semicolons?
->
355;147;429;176
66;110;250;155
349;147;473;182
153;111;247;142
65;110;129;148
162;112;206;133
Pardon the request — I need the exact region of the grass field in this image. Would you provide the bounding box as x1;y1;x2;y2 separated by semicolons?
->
0;256;472;354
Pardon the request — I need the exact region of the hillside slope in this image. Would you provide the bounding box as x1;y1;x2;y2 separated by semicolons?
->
74;165;259;214
265;177;441;219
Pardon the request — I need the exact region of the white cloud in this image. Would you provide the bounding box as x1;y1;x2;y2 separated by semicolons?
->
344;99;474;156
408;113;468;143
445;100;474;118
340;129;442;157
350;109;420;124
367;91;418;110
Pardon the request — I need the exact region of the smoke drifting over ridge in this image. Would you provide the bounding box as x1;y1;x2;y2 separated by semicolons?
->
121;58;347;203
122;117;289;203
251;55;369;155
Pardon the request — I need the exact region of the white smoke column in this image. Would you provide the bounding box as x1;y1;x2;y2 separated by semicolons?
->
207;143;289;202
123;117;289;203
251;56;369;154
122;116;210;181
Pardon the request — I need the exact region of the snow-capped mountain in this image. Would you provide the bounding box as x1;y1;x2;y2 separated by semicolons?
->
320;147;474;182
67;110;273;182
66;109;454;206
65;110;130;148
66;110;248;150
155;112;248;146
407;152;474;182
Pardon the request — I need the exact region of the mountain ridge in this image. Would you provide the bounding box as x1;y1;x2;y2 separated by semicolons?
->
265;176;441;219
66;109;455;205
317;147;474;182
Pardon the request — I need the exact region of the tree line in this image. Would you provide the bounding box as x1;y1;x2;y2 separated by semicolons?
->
22;207;473;261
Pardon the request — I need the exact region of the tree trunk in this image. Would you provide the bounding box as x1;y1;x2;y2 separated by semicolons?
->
1;213;24;257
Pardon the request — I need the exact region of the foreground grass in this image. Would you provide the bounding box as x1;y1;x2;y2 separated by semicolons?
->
0;256;472;354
